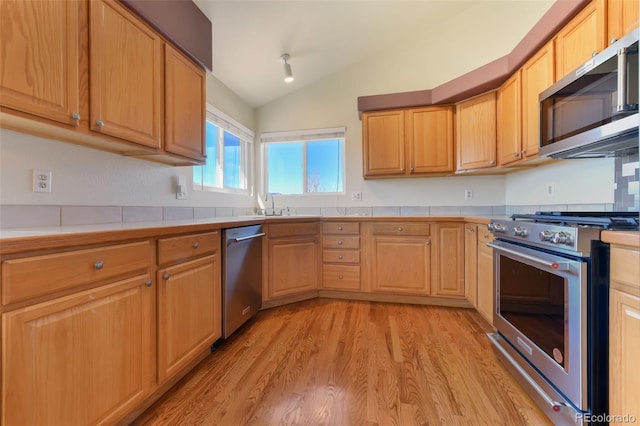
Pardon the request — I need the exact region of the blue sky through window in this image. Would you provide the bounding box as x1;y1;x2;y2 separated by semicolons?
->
266;139;344;194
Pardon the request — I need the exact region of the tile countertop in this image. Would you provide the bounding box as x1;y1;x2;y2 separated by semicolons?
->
0;215;494;256
601;231;640;248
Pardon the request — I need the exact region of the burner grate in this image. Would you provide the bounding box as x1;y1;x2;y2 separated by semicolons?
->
510;211;639;230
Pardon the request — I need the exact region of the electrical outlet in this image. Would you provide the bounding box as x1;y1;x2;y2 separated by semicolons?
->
33;169;52;193
464;189;473;200
351;191;363;201
546;183;555;197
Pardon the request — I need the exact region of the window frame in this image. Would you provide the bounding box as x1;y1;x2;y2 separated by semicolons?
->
193;104;254;195
260;127;347;196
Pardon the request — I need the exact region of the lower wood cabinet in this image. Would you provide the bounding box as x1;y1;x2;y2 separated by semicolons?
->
157;254;221;383
608;243;640;424
476;225;495;324
266;222;320;300
322;221;361;291
432;223;464;297
2;274;155;425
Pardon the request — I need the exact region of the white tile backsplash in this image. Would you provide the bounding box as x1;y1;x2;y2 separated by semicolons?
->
0;205;60;228
163;207;194;221
61;206;122;226
194;207;217;219
123;206;163;223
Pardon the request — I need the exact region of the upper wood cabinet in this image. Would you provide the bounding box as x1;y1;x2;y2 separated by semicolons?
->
0;0;206;165
89;0;162;149
165;44;206;162
362;106;454;178
456;91;497;171
363;109;405;177
496;73;522;167
607;0;639;44
0;0;80;127
520;40;554;159
554;0;606;80
406;106;454;174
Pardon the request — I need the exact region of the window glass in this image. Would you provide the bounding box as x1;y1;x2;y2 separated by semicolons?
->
223;131;241;188
264;138;344;195
203;121;220;187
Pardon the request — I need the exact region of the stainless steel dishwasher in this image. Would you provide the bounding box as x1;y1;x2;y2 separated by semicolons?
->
222;224;264;338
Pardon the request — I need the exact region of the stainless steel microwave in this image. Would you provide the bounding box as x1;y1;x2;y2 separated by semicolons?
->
539;29;638;159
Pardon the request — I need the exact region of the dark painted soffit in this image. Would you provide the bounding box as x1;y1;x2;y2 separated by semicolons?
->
357;0;589;114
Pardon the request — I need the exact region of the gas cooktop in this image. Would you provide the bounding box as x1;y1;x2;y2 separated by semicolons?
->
510;211;639;230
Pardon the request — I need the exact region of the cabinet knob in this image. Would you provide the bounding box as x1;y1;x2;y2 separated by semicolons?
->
193;242;199;249
610;37;618;45
338;226;343;231
96;120;105;127
71;112;81;120
490;160;495;165
145;279;153;287
338;274;344;280
94;260;104;270
338;255;344;260
521;150;526;155
514;152;519;158
338;240;343;245
592;51;598;57
163;272;170;280
425;240;431;246
410;167;414;173
400;168;405;172
397;227;403;232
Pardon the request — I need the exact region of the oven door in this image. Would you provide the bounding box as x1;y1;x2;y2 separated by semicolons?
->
489;240;587;410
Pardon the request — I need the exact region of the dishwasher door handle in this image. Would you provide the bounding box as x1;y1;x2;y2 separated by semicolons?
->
232;232;266;243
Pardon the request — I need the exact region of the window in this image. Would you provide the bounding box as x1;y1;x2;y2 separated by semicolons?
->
261;128;345;195
194;105;254;193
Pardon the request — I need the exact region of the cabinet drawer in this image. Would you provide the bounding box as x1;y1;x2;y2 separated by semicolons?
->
158;231;220;265
2;241;151;305
323;236;360;249
371;223;430;236
269;222;319;238
322;222;360;235
322;265;361;290
610;246;640;290
323;249;360;264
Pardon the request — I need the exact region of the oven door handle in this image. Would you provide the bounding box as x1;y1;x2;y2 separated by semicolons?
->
487;242;570;271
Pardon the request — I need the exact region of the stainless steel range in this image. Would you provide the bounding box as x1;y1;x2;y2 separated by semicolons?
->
486;211;639;426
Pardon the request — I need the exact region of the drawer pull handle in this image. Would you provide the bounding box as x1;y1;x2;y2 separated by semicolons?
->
425;241;431;246
338;240;343;245
397;227;403;232
94;260;104;270
338;255;344;260
96;119;105;127
145;279;153;287
338;275;344;280
338;226;343;231
163;273;170;280
193;242;199;249
71;112;81;120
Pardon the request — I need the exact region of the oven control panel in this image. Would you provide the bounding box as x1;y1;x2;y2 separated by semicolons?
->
488;220;600;256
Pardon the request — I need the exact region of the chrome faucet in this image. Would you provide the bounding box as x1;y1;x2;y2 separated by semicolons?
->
264;192;282;216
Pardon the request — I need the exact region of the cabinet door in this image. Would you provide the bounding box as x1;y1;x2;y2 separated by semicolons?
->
521;40;554;158
157;255;221;383
476;228;494;324
362;110;405;177
609;288;640;424
89;0;162;149
432;223;465;298
464;224;478;306
2;275;154;425
0;0;80;126
370;235;431;295
456;92;497;171
268;237;319;298
165;44;206;162
607;0;639;44
555;0;605;79
497;72;522;166
406;106;454;174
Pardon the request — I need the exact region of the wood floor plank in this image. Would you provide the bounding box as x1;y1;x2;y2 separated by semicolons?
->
134;299;551;426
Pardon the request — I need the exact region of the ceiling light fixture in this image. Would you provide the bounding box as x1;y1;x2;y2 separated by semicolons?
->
281;54;294;83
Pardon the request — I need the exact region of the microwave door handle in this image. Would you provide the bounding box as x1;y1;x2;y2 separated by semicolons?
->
487;242;570;271
617;46;630;112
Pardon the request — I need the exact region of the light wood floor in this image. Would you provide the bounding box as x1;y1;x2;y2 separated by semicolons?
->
134;299;551;425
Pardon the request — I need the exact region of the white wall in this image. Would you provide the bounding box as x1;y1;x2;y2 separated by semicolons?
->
0;74;255;208
255;0;617;210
